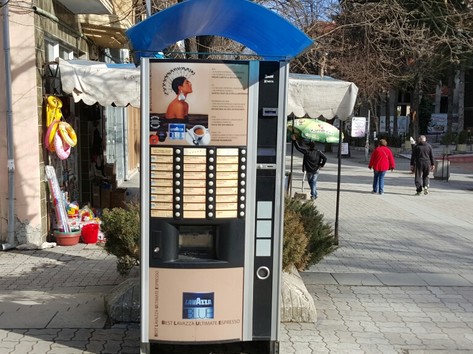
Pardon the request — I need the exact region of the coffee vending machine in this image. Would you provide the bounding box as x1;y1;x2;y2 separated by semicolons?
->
141;59;288;354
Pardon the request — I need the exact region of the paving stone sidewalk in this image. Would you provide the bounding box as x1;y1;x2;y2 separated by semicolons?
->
0;143;472;353
286;143;473;354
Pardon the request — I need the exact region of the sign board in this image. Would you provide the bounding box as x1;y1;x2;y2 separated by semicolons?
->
341;142;350;156
379;116;409;134
351;117;366;138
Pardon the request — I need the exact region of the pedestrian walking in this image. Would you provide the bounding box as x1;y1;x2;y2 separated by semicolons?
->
368;139;396;195
410;135;435;195
291;134;327;200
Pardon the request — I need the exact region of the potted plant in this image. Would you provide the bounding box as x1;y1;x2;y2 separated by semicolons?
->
456;130;469;152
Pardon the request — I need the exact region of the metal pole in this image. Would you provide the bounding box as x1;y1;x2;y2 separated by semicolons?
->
364;110;370;162
2;0;16;250
334;120;342;245
289;114;294;196
145;0;151;17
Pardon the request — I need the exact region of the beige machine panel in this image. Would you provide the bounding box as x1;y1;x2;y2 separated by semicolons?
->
149;268;243;342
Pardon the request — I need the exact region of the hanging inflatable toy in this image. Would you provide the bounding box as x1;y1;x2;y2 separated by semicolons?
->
58;121;77;147
44;95;78;159
45;96;63;152
46;96;63;126
54;132;71;160
44;120;60;152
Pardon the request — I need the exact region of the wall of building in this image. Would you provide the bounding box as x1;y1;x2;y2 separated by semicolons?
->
1;0;92;245
0;7;42;244
0;7;7;241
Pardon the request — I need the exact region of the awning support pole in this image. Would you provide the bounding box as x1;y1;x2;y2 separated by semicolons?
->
334;119;342;245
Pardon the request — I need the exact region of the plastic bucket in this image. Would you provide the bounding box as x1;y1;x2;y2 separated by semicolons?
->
81;223;99;244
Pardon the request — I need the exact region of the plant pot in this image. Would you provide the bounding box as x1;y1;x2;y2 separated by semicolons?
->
54;230;81;246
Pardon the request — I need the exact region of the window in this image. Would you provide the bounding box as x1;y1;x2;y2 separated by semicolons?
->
45;40;74;62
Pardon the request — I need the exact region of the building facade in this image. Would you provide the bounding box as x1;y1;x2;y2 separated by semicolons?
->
0;0;138;246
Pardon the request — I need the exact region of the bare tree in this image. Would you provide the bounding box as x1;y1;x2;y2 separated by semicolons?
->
313;0;473;135
129;0;473;136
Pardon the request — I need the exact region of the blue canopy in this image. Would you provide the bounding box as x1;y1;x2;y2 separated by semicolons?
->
126;0;313;62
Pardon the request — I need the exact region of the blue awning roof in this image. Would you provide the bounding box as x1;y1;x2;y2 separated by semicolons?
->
126;0;313;62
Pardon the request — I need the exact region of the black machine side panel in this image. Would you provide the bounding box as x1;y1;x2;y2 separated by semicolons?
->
252;61;280;338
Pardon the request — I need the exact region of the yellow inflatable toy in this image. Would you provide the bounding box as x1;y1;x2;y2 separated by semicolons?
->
46;96;63;126
58;121;77;147
45;96;78;157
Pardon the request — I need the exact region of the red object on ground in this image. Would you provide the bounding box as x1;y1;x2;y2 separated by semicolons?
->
81;223;99;244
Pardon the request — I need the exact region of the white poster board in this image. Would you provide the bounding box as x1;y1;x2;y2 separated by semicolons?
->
351;117;366;138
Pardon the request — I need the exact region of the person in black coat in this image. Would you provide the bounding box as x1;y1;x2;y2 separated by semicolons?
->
291;135;327;200
410;135;435;195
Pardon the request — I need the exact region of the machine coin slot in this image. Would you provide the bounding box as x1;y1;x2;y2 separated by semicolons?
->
262;107;278;117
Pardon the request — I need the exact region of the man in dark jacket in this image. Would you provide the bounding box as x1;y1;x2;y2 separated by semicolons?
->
410;135;435;195
292;135;327;200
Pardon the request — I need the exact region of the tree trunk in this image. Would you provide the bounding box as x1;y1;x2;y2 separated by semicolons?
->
411;79;421;139
458;69;465;131
196;36;214;59
447;67;454;133
385;91;391;135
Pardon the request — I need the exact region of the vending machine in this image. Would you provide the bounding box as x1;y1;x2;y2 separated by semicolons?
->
140;59;288;354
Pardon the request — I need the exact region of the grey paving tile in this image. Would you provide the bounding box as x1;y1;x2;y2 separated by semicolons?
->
0;306;57;329
459;273;473;284
331;273;384;286
300;272;338;285
416;273;473;286
374;273;428;286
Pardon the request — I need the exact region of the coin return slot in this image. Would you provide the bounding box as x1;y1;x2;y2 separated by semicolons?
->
256;266;270;280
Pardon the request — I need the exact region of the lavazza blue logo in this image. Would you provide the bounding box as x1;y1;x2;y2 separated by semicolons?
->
182;292;214;320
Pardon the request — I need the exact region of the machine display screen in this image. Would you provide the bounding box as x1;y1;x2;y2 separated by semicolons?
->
178;225;216;261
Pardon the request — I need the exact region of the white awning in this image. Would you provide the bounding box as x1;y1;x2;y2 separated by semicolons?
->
59;59;358;119
287;73;358;121
58;58;141;107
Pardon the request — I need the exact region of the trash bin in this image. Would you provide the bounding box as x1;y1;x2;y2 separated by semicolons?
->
434;158;450;180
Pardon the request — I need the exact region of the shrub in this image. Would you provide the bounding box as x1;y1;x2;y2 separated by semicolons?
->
102;198;336;276
284;197;337;271
101;202;140;276
440;131;457;145
457;130;469;144
283;209;310;272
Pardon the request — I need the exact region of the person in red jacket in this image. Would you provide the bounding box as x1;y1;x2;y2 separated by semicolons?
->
368;139;396;195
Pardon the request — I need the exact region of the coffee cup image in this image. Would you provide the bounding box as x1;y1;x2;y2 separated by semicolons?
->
186;125;210;145
192;125;206;139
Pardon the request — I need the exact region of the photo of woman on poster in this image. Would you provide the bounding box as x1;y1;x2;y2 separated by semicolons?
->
165;76;193;120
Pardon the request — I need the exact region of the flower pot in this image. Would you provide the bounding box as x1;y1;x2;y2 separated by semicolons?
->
54;230;81;246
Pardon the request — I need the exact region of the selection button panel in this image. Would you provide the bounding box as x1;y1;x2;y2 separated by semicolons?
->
149;147;247;220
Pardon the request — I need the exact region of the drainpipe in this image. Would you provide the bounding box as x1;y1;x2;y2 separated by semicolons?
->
2;0;16;250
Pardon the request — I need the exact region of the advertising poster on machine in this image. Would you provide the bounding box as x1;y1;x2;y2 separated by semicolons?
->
149;61;249;147
146;60;252;342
